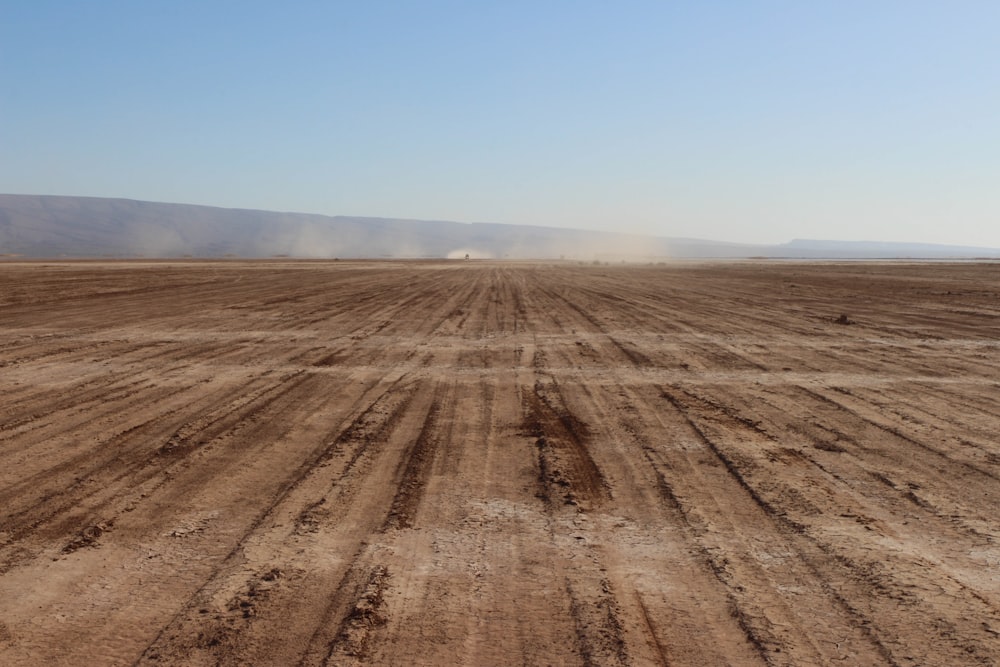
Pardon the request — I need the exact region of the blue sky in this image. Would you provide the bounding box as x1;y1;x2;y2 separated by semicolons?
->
2;1;998;246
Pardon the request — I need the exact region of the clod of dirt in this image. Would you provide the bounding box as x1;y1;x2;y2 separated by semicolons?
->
336;566;391;658
62;521;113;553
226;567;288;619
158;433;185;455
834;314;854;325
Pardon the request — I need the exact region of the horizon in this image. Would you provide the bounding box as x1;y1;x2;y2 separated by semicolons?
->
4;193;1000;260
4;192;1000;252
2;3;998;247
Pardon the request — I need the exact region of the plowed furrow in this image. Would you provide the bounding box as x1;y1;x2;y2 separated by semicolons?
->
2;260;1000;666
0;382;193;500
381;388;445;531
523;379;610;510
133;377;429;666
0;374;156;442
660;385;1000;665
649;385;894;665
0;372;315;570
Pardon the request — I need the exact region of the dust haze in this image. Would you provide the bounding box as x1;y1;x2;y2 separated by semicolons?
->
4;194;999;259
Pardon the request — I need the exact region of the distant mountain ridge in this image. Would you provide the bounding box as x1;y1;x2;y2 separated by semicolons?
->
1;194;998;260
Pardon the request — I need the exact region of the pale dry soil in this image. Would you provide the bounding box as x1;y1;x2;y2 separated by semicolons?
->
0;259;999;666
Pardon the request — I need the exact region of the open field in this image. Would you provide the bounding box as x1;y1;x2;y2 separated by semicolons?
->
0;259;999;666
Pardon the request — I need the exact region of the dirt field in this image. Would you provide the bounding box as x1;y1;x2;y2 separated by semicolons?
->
0;260;998;666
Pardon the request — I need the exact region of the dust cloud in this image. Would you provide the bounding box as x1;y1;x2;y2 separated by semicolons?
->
446;248;493;259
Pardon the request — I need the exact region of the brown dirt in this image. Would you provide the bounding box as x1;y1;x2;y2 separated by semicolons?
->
1;259;999;666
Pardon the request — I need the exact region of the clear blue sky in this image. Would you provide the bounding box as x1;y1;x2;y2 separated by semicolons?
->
2;1;998;246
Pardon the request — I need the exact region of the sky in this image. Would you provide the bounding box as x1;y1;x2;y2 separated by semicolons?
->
2;1;999;246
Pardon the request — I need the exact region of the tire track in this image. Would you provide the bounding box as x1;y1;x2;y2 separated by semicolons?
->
0;372;314;573
522;378;610;510
652;384;897;665
3;260;1000;666
658;384;1000;665
132;374;421;665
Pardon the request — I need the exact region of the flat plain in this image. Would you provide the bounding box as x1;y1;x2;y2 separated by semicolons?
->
0;259;998;666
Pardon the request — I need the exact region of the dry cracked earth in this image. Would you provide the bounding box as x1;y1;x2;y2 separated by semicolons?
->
0;259;998;666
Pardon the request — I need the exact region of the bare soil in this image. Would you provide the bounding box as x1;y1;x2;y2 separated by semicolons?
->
0;259;999;666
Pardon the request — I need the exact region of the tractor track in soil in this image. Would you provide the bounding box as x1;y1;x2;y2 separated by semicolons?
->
1;259;999;665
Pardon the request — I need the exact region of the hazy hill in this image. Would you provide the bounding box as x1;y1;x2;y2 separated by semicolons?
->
1;194;998;260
